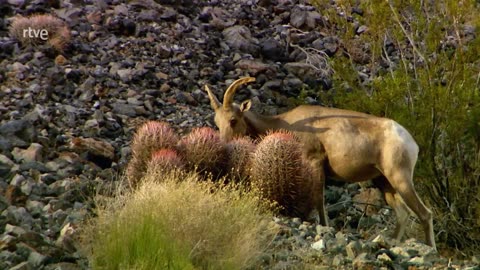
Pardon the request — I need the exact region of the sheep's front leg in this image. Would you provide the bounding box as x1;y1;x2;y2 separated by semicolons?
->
309;158;328;226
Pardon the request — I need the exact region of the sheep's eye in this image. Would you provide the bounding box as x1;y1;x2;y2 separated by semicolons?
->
230;118;237;126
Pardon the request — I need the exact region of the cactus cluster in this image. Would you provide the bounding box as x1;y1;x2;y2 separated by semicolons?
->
127;124;229;186
249;131;315;219
126;123;316;220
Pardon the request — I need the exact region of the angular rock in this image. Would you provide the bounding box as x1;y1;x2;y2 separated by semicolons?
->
0;120;36;149
284;62;323;81
262;79;283;91
204;7;236;29
25;200;44;217
400;238;437;257
290;6;321;30
372;234;392;248
0;195;8;212
19;162;49;173
117;68;134;83
8;261;32;270
236;59;271;75
356;25;368;35
11;143;44;163
311;239;326;251
111;102;137;117
323;37;338;56
5;224;27;236
332;253;345;266
0;250;22;268
261;38;286;61
0;234;17;250
353;188;384;216
0;154;14;180
3;206;34;228
23;104;51;123
0;136;13;153
346;240;362;259
55;223;76;253
377;252;392;263
352;253;375;270
316;225;335;237
335;231;347;246
4;185;28;206
70;137;115;160
44;262;83;270
7;0;24;6
389;246;411;259
222;25;259;55
10;174;25;187
27;251;47;268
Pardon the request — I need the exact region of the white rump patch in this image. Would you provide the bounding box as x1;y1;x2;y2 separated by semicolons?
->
390;121;419;161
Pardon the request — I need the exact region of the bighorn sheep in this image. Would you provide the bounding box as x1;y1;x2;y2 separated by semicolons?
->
205;77;436;250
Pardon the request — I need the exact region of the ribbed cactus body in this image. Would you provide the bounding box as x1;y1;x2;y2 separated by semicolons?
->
177;127;227;178
127;121;179;187
250;131;314;219
148;148;184;174
225;137;256;182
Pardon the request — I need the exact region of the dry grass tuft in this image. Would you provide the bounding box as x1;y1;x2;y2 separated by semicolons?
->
9;14;71;51
83;170;277;270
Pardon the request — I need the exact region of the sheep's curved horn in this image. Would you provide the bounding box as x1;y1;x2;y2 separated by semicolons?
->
223;77;256;109
204;85;221;110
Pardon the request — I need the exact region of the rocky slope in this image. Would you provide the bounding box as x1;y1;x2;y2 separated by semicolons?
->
0;0;478;269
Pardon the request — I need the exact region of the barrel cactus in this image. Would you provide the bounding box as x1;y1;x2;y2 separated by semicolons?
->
249;131;315;219
177;127;227;179
147;148;184;175
126;121;178;187
225;136;256;183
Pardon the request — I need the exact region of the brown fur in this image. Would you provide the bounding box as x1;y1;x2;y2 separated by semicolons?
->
205;77;436;250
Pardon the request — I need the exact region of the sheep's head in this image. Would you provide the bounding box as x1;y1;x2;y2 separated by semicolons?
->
205;77;255;141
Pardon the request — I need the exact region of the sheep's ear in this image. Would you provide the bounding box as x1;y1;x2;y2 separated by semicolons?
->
239;100;252;112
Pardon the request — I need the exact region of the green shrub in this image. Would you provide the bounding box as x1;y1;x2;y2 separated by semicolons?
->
84;170;276;270
88;212;194;270
312;0;480;255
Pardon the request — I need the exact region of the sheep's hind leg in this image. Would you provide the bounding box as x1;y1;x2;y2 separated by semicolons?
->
309;158;328;226
372;176;410;242
382;171;436;250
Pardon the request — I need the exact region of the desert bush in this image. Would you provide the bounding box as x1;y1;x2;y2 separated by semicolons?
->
250;131;316;220
225;136;256;182
177;127;228;178
126;121;178;188
312;0;480;255
84;170;276;270
9;14;71;51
